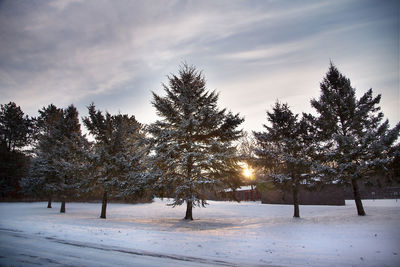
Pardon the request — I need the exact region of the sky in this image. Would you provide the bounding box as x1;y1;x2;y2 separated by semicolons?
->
0;0;399;132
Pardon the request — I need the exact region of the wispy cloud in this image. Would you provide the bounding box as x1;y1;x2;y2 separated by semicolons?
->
0;0;274;109
0;0;398;130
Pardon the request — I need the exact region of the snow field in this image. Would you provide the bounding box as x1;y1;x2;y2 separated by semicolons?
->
0;199;399;266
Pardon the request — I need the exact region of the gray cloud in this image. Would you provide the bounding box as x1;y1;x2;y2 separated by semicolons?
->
0;0;398;131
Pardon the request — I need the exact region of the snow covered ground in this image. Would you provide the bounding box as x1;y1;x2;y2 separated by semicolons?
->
0;199;399;266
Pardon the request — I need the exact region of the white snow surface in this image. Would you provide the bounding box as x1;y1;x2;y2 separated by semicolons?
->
1;199;399;266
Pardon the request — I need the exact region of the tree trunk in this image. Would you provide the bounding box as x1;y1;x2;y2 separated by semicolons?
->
60;199;66;213
293;185;300;218
184;200;193;220
100;190;107;219
351;178;366;216
47;196;52;208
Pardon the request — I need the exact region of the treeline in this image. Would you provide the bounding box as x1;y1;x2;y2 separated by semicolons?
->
0;64;243;220
0;63;399;219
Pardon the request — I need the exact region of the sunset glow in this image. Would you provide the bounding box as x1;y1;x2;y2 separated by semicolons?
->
243;165;253;179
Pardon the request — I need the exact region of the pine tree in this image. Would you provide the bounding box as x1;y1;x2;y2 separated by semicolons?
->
28;104;64;207
83;103;146;219
0;102;33;152
23;104;88;212
310;63;400;216
148;64;243;220
56;105;89;212
254;101;317;218
0;102;33;197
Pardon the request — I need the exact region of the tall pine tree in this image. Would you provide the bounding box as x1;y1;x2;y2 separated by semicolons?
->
254;101;317;218
0;102;33;197
148;64;243;220
83;104;146;219
23;104;88;212
21;104;64;207
57;105;89;212
310;63;400;216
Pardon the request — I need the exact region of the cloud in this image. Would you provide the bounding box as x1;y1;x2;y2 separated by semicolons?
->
221;42;300;61
0;0;398;131
1;1;264;106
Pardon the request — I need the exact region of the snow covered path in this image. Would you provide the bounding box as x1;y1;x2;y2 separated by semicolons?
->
0;199;399;266
0;228;232;266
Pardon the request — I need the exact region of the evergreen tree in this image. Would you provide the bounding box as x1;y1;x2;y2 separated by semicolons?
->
0;102;33;197
23;104;88;212
21;104;63;207
83;104;146;219
254;101;316;218
0;102;33;152
310;63;400;216
148;64;243;220
56;105;89;213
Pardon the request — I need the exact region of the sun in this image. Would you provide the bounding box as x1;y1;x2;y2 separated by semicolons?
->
242;165;253;179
